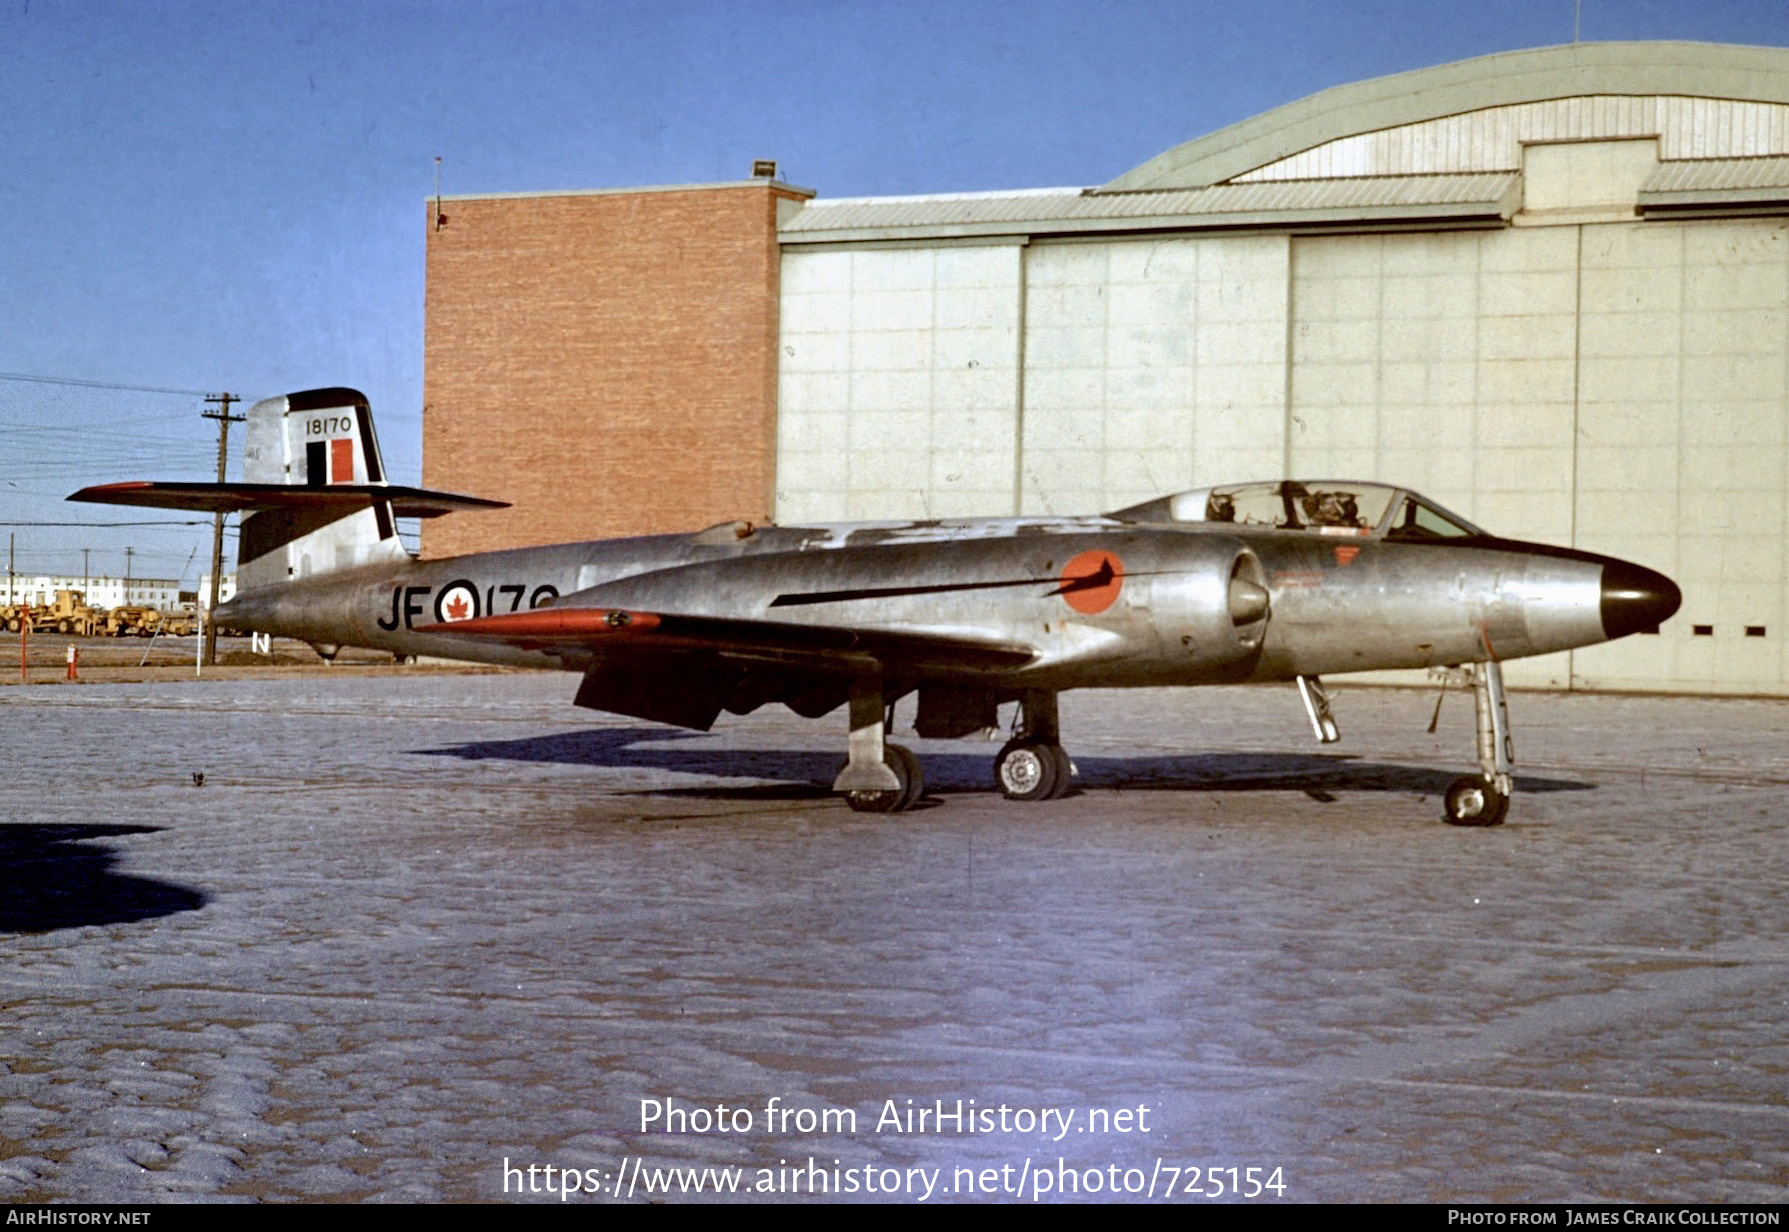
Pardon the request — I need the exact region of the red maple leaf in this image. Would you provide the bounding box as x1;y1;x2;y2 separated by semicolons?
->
445;594;470;620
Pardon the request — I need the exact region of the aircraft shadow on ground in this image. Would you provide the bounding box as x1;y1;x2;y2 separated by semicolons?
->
0;825;208;934
414;727;1593;802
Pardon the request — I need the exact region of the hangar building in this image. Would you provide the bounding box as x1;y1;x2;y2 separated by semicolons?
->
424;41;1789;697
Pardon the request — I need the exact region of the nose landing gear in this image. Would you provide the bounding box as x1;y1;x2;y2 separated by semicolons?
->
1442;660;1513;827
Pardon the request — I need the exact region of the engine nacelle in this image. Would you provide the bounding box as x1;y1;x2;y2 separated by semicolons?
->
1140;537;1270;680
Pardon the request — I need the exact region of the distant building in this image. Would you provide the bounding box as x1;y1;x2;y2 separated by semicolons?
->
423;42;1789;697
196;573;236;610
1;574;233;610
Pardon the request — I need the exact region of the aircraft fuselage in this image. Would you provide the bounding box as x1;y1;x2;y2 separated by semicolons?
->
79;389;1683;823
217;516;1658;692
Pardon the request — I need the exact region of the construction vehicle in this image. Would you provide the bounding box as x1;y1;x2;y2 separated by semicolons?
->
40;590;104;636
103;605;163;637
158;609;200;637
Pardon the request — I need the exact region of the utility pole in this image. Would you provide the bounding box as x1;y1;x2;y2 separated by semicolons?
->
202;392;243;666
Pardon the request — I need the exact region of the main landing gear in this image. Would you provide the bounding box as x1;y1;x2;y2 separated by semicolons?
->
834;673;928;813
832;678;1075;813
993;691;1074;801
843;741;925;813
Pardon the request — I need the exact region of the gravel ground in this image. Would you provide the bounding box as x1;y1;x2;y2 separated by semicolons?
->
0;672;1783;1203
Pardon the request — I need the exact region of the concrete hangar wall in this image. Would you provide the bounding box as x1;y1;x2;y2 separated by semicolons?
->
424;42;1789;697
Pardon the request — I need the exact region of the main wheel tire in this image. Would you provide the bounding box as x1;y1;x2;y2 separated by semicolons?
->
1045;744;1075;799
995;739;1063;801
845;744;923;814
887;743;924;812
1444;775;1509;826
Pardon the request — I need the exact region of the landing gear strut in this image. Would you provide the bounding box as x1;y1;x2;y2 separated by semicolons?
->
834;670;926;813
1296;674;1340;743
1443;660;1512;826
994;691;1074;801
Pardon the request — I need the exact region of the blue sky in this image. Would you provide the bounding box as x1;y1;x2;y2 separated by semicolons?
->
5;0;1789;582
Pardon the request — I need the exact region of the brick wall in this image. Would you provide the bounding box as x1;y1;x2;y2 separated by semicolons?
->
422;182;801;557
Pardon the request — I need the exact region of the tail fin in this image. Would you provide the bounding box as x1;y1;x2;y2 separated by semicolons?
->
238;388;404;590
68;387;508;593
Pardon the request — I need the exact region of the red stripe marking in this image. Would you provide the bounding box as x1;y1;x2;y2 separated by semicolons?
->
418;609;661;638
78;481;155;493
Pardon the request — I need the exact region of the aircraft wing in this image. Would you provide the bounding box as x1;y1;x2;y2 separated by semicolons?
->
417;606;1036;673
418;606;1038;731
68;481;509;519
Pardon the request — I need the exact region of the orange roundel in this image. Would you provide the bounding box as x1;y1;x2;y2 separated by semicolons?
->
1058;549;1125;614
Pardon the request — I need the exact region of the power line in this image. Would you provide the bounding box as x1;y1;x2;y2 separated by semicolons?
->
0;371;213;397
0;520;218;528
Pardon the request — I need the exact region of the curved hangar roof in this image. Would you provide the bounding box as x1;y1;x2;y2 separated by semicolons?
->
781;41;1789;244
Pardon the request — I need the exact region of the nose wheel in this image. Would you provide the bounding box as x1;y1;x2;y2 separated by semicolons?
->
1443;775;1508;826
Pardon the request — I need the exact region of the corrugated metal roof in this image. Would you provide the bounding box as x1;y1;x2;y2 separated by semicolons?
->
1639;156;1789;215
1644;155;1789;192
1234;97;1789;182
1108;43;1789;191
780;188;1092;233
780;173;1520;242
1145;173;1520;212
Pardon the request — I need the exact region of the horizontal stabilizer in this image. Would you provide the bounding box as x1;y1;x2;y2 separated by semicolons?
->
68;481;509;519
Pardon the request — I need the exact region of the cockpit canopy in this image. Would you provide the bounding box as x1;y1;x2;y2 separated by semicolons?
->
1109;481;1485;541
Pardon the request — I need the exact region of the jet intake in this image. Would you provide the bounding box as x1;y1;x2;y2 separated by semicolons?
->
1229;576;1270;626
1146;541;1270;674
1227;549;1270;651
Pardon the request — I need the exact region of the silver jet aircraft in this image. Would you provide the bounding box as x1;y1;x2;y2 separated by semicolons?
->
74;388;1681;825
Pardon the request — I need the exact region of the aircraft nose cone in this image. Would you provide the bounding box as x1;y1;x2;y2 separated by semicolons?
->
1601;560;1681;640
